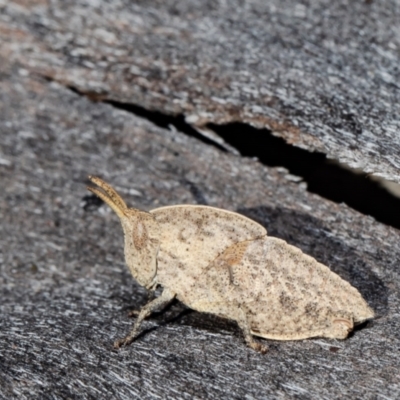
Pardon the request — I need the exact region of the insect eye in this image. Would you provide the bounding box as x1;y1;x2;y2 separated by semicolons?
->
132;220;148;250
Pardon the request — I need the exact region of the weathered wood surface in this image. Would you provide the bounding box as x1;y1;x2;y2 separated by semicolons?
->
1;54;400;400
1;0;400;181
1;1;400;399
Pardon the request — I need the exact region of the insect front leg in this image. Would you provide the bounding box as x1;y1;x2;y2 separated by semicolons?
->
127;289;157;317
114;288;176;348
236;307;268;354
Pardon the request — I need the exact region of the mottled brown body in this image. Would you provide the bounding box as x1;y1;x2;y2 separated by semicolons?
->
87;177;374;353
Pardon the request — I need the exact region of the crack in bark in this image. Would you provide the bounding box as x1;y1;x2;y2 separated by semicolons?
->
47;77;400;231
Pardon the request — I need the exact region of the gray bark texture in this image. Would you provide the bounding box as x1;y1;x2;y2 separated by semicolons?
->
0;1;400;399
1;0;400;181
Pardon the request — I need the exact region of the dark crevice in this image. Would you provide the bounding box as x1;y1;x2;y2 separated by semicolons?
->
64;82;400;231
106;99;228;152
209;122;400;231
65;84;227;152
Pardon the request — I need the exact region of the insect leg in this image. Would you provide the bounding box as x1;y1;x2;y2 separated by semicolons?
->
114;289;176;348
236;308;268;354
127;290;157;317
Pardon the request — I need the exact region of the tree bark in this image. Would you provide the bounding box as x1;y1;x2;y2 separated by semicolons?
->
1;1;399;398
